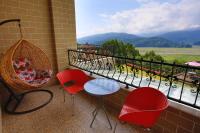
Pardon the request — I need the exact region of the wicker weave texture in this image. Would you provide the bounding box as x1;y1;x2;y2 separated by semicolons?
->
0;39;52;92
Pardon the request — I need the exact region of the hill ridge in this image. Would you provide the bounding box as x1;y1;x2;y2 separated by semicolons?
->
78;32;194;47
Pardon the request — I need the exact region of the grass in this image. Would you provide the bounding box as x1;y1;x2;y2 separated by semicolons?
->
137;47;200;55
137;46;200;63
162;54;200;63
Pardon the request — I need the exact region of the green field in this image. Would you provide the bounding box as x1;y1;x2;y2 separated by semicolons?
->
137;46;200;63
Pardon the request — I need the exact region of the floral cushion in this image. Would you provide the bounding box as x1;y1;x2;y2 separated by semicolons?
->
13;58;52;85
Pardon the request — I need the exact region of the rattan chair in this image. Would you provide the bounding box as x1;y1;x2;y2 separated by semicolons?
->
0;19;52;92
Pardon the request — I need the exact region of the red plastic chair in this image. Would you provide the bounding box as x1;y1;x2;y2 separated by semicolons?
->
56;69;92;115
114;87;168;132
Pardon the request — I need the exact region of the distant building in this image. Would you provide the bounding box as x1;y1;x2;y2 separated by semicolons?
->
78;43;100;53
185;61;200;67
77;43;113;55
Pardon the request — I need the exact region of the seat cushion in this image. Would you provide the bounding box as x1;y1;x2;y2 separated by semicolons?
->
63;83;84;94
13;57;52;85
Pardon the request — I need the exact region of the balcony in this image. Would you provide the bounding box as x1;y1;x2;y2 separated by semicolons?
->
0;0;200;133
2;85;145;133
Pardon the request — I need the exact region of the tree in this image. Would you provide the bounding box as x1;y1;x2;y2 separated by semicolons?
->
100;39;140;58
142;50;165;71
143;50;164;62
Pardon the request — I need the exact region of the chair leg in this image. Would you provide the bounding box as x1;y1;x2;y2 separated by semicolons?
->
113;122;118;133
90;95;94;107
113;121;126;133
62;89;66;102
71;94;75;116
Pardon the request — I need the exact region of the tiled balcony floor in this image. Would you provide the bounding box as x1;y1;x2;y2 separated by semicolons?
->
2;85;153;133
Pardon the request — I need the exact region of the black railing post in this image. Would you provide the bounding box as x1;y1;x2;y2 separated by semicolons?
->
194;83;200;106
117;59;122;81
101;54;106;75
131;58;136;85
79;53;85;69
88;53;93;71
148;59;153;87
179;64;189;100
112;56;116;79
139;58;143;87
124;58;129;83
158;60;163;90
106;56;110;76
97;55;101;74
167;62;175;97
92;53;96;73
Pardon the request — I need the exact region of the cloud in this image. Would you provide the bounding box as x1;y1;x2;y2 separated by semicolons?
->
93;0;200;36
136;0;154;3
99;13;109;18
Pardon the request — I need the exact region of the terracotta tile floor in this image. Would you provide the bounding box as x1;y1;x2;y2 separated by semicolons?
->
2;85;154;133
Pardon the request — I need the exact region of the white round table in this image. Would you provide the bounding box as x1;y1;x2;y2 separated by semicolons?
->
84;78;120;96
84;78;120;129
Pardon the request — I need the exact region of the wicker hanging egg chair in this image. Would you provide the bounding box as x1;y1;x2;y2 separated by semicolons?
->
0;19;52;92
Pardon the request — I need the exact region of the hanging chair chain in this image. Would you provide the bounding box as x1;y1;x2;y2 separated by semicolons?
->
0;19;23;39
18;21;23;39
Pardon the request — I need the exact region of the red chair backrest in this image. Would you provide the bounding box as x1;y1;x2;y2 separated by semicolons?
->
119;87;169;128
125;87;168;111
56;69;90;87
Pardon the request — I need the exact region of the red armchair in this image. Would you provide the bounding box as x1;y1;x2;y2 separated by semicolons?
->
114;87;168;132
56;69;92;115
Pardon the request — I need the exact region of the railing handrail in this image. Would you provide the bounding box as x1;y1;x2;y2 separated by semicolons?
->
68;49;200;110
69;49;200;70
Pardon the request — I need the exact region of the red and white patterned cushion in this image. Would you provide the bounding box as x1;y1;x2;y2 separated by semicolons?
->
13;58;52;85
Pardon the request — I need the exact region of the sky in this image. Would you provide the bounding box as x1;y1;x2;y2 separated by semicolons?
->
75;0;200;38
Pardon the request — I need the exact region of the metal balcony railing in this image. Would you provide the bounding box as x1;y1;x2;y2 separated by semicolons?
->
68;49;200;109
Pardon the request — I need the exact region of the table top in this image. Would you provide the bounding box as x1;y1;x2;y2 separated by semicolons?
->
84;78;120;96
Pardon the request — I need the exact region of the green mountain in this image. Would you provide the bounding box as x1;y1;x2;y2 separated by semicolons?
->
158;28;200;44
132;37;189;47
78;32;191;47
193;41;200;46
78;32;139;45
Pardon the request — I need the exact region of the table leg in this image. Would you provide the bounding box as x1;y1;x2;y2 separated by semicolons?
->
102;104;112;129
90;97;112;129
92;108;97;116
90;107;99;128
